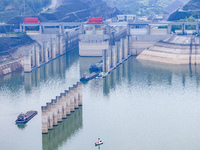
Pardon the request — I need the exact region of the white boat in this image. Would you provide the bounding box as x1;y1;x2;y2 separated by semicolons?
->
95;138;103;146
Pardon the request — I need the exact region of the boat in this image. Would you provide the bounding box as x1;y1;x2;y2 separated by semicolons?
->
80;72;99;82
89;60;103;72
15;110;37;124
95;138;103;146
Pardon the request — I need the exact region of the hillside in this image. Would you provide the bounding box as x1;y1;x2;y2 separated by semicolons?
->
103;0;189;16
0;34;34;54
0;0;51;22
7;0;120;24
39;0;120;22
168;0;200;21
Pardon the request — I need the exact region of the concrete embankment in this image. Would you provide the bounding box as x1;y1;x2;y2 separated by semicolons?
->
130;35;172;56
0;35;37;76
137;35;200;64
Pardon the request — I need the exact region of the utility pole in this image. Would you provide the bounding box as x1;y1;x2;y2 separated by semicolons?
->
23;0;25;16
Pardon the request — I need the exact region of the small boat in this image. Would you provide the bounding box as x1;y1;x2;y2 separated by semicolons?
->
89;60;103;72
80;72;99;82
15;110;37;124
95;138;103;146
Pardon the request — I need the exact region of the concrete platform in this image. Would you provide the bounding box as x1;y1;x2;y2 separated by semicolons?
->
137;36;200;65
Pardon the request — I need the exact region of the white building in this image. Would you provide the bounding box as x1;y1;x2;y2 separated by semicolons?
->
117;15;136;22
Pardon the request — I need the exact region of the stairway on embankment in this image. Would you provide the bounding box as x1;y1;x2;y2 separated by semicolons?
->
137;35;200;65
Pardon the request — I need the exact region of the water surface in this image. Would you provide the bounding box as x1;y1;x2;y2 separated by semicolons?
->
1;48;200;150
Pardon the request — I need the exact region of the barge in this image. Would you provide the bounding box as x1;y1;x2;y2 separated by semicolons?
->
16;110;37;124
80;72;99;82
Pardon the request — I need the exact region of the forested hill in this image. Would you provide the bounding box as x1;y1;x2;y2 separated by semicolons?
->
0;0;51;22
103;0;189;16
4;0;120;24
38;0;120;22
168;0;200;21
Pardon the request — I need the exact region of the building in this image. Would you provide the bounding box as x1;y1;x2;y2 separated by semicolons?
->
117;15;136;22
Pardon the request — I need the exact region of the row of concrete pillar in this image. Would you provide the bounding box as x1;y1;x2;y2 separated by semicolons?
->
102;36;131;72
24;34;66;72
41;82;82;134
42;106;82;150
128;24;199;35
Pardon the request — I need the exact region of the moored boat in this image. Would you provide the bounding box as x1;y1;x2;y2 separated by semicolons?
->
89;60;103;72
15;110;37;124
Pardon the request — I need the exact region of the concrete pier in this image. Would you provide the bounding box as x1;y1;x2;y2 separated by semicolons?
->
24;27;79;73
79;23;127;57
42;106;82;150
101;35;132;74
41;82;82;134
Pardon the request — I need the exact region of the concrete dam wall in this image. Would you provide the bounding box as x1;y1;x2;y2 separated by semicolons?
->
0;28;79;76
137;35;200;65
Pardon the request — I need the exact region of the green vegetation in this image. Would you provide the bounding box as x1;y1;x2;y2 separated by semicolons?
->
103;0;178;16
171;25;181;32
183;0;200;11
179;16;198;30
0;34;34;53
179;16;198;22
171;16;199;32
196;33;200;37
158;26;167;29
0;0;51;22
168;0;200;21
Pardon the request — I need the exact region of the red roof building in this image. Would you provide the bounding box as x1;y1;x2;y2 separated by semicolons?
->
24;18;41;24
87;17;103;24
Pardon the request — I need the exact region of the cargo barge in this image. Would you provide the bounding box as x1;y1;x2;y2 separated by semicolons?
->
15;110;37;124
80;72;99;82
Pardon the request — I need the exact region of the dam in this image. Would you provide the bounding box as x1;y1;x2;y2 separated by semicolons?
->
1;19;200;77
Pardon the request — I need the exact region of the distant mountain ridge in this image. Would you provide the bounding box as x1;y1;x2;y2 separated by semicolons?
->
165;0;185;13
39;0;120;22
6;0;120;24
168;0;200;21
103;0;189;16
0;0;51;22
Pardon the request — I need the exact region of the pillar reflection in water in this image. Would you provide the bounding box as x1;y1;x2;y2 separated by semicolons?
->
24;54;67;92
102;57;200;96
42;106;83;150
41;82;82;134
24;73;32;93
103;62;127;96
